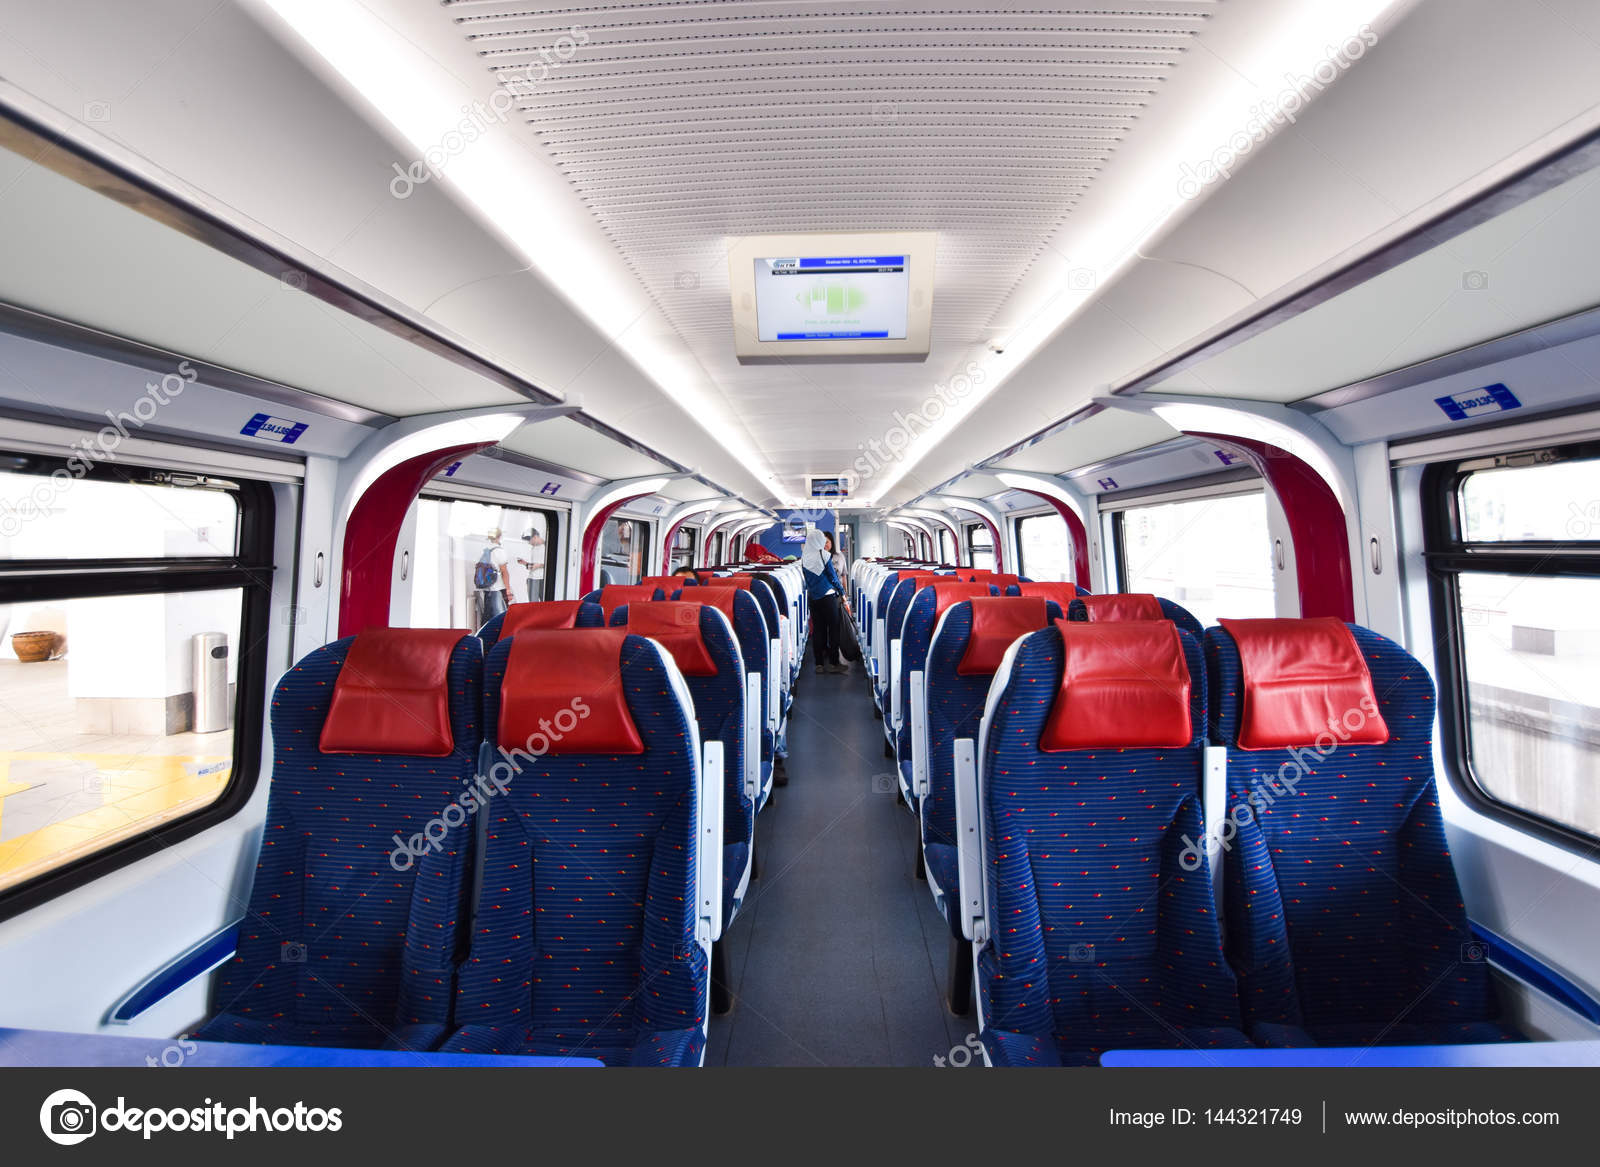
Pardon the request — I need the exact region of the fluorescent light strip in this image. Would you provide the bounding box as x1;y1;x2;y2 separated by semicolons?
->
258;0;784;498
862;0;1403;504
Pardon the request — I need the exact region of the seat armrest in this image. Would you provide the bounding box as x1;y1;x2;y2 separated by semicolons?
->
698;740;725;945
910;670;928;799
106;918;241;1024
953;737;985;944
744;672;762;803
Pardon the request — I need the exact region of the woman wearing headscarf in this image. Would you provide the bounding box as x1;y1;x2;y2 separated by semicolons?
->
802;527;847;674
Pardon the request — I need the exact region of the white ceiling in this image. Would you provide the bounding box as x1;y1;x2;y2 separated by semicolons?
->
1;0;1599;518
436;0;1210;492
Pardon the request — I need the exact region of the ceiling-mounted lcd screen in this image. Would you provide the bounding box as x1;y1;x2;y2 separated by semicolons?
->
809;475;851;498
730;232;936;361
754;255;909;341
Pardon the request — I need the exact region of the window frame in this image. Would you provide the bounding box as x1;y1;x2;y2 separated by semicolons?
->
416;491;560;602
669;524;699;573
1106;478;1271;602
0;451;275;922
1015;509;1073;583
964;521;993;569
1423;443;1600;856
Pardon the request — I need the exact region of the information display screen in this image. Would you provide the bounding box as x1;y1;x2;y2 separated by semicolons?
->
753;255;910;341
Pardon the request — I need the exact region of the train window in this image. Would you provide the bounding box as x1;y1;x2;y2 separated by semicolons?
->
670;525;698;572
1112;490;1274;628
1017;512;1073;582
708;529;724;566
1427;448;1600;844
938;528;956;565
966;522;994;571
407;498;554;629
600;516;648;585
0;456;271;905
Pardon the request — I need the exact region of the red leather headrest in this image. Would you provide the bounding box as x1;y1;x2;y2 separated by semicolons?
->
1220;617;1390;750
958;597;1049;676
1018;582;1081;609
499;629;644;755
320;628;465;756
931;580;993;619
718;575;754;590
501;601;582;637
615;601;718;676
598;584;659;617
1080;593;1165;622
679;584;740;621
638;575;686;593
693;570;719;582
1040;620;1192;751
988;574;1021;591
962;569;994;580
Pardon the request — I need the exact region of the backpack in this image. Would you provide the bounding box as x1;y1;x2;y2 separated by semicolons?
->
473;548;497;590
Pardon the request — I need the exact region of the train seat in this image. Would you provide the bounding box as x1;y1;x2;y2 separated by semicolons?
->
1068;592;1204;640
1204;618;1523;1048
675;586;777;812
918;596;1060;1013
967;620;1247;1066
610;602;754;934
893;580;996;808
192;628;483;1051
476;599;604;649
442;628;714;1065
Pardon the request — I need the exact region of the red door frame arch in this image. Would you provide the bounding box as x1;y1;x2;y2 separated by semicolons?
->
338;441;493;637
1185;432;1354;621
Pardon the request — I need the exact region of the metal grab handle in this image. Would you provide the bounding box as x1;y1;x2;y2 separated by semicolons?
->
313;550;325;588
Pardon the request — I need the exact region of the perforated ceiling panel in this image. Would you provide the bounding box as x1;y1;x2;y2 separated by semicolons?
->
441;1;1213;492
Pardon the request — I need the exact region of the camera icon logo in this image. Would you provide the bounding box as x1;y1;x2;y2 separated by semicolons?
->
1068;268;1097;291
1460;941;1488;964
83;101;111;123
280;270;308;292
39;1088;97;1145
281;940;309;963
674;271;700;290
870;773;897;795
1462;270;1489;291
1067;942;1096;963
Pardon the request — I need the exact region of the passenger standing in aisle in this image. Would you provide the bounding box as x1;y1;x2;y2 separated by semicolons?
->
474;527;512;624
802;528;846;673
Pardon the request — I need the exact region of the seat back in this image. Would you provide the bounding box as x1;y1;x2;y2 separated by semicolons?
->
477;599;603;649
1204;618;1501;1037
976;620;1237;1051
1069;592;1204;640
204;629;482;1044
920;597;1060;917
894;580;996;766
674;585;776;803
456;629;708;1050
611;601;753;917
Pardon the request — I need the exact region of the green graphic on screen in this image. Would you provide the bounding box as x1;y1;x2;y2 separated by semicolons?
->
796;282;870;316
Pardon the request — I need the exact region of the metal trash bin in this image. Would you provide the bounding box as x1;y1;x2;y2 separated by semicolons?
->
192;632;230;734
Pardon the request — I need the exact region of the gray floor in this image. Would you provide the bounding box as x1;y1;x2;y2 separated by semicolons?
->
705;646;978;1067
